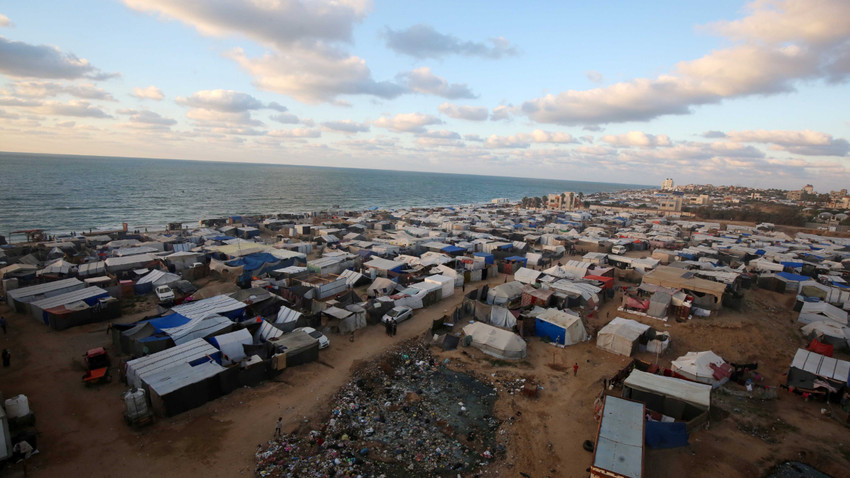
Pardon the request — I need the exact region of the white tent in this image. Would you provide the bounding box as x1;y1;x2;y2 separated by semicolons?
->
274;305;302;332
513;267;541;285
425;274;454;298
489;306;517;329
254;320;284;341
462;321;527;360
486;281;524;306
208;328;253;365
37;259;78;276
367;277;398;297
624;370;711;410
671;350;729;388
597;317;650;357
801;321;850;349
535;308;588;346
798;301;848;326
136;269;181;287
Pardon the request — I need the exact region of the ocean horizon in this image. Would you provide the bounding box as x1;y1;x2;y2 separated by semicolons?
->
0;151;653;236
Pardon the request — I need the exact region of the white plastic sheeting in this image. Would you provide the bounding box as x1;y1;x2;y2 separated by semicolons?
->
597;317;650;357
462;321;527;360
489;306;516;329
209;328;253;365
671;350;729;388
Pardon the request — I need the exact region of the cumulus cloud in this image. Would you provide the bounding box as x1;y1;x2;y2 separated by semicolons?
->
44;100;111;118
520;0;850;125
177;89;264;112
122;0;371;48
702;130;726;138
186;108;261;126
490;105;512;121
268;127;322;138
131;85;164;100
0;36;113;79
5;81;114;101
485;130;575;148
724;129;850;156
600;131;671;148
118;108;177;126
383;24;516;59
0;14;11;27
227;47;404;104
373;112;442;133
438;102;488;121
271;113;300;124
322;119;370;133
416;129;465;148
399;67;475;99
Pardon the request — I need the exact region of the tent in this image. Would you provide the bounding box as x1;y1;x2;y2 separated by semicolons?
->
367;277;398;297
207;328;253;365
533;308;587;346
670;351;731;388
597;317;651;356
125;338;221;389
37;259;77;277
513;267;541;285
591;396;644;478
486;281;524;306
489;306;517;329
798;301;848;326
801;321;850;350
163;314;233;345
623;370;712;428
135;269;181;294
786;348;850;391
274;305;302;332
462;321;527;360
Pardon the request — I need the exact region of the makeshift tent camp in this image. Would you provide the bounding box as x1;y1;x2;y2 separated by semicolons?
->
671;351;731;388
489;306;517;329
37;259;77;277
425;274;454;298
786;348;850;392
208;328;253;365
367;277;397;297
163;314;233;345
6;277;85;311
170;295;246;321
486;281;524;306
135;269;181;294
274;305;302;332
623;370;712;430
798;301;848;326
641;266;726;310
145;359;225;417
513;267;541;285
533;308;588;346
597;317;651;357
462;321;527;360
125;338;221;389
591;396;645;478
801;321;850;350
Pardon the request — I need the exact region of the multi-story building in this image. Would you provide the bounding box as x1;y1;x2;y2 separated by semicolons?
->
661;178;674;191
548;192;577;210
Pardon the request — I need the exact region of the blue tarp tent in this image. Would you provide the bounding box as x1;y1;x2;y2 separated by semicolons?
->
146;313;192;332
474;252;494;265
781;261;804;268
442;245;466;254
504;256;528;267
777;272;810;282
645;421;689;449
226;252;281;280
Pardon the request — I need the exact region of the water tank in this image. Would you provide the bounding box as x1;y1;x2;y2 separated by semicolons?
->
124;388;149;420
4;395;30;418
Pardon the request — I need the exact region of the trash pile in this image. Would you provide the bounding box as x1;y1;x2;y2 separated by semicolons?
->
256;340;503;477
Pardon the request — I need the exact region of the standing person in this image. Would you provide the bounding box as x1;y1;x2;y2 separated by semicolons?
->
384;319;391;336
573;362;578;376
274;417;283;438
2;349;10;367
391;319;397;337
0;316;6;334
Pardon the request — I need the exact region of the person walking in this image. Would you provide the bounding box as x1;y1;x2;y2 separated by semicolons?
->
391;319;398;337
274;417;283;438
2;349;10;368
384;319;391;336
0;316;6;334
573;362;578;376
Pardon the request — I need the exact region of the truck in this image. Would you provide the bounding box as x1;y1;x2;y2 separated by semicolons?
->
155;285;175;303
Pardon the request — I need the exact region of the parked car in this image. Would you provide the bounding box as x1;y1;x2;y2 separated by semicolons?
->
382;306;413;324
155;285;175;302
611;245;627;255
294;326;330;349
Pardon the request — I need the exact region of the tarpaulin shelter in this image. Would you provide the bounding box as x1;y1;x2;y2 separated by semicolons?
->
367;277;398;297
623;370;711;431
597;317;651;357
273;305;303;332
533;308;587;346
226;252;281;281
801;322;849;350
207;328;253;365
786;348;850;392
513;267;541;285
591;396;645;478
489;306;517;329
670;351;731;388
125;338;221;389
641;266;726;310
462;321;527;360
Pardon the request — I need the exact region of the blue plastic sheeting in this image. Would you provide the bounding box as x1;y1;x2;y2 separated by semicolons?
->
832;281;850;289
474;252;495;264
83;292;110;306
535;318;567;345
358;250;375;259
497;243;513;250
781;261;804;268
226;252;279;269
678;253;696;260
645;421;689;449
208;235;235;242
442;245;466;253
505;256;528;265
146;313;192;332
755;249;765;255
139;334;171;343
803;296;821;302
777;272;810;282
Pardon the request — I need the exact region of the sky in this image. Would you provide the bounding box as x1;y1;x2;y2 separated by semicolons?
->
1;0;849;191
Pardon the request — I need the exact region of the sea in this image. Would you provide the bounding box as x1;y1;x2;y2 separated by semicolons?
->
0;152;652;236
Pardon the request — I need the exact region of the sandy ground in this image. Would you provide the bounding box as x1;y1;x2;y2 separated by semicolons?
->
2;262;850;478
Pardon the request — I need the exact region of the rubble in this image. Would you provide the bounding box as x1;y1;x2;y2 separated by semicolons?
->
255;340;503;477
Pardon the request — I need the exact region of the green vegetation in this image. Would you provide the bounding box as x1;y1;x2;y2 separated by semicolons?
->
690;204;807;226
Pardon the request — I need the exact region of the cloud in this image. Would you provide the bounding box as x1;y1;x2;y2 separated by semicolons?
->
44;100;111;118
585;70;603;84
268;128;322;138
0;36;113;79
322;119;370;133
490;105;512;121
438;102;488;121
702;130;726;138
227;47;405;104
186;108;261;126
5;81;114;100
0;96;41;107
600;131;671;148
485;129;576;148
373;112;442;133
724;129;850;156
383;24;516;59
520;0;850;125
416;129;465;148
267;101;288;112
118;108;177;126
123;0;371;48
0;14;11;27
271;113;300;124
177;89;265;112
131;85;164;100
398;67;475;99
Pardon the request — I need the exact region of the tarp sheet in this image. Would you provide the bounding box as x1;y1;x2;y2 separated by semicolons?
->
645;421;689;449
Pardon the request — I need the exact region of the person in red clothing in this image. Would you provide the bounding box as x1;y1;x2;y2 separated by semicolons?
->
573;362;578;376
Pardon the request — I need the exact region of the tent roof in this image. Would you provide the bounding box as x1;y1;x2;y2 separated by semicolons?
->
593;396;644;478
7;277;83;300
462;321;527;359
598;317;651;342
790;348;850;383
641;266;726;297
624;370;711;409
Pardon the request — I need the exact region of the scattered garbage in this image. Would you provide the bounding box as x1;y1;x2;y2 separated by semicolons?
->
255;341;502;477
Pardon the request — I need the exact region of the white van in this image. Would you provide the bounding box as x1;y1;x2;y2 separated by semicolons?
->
611;245;627;255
